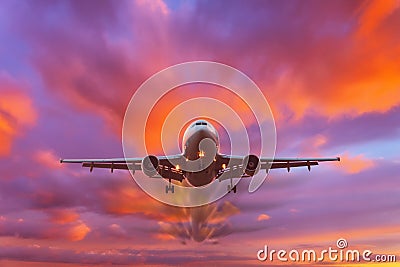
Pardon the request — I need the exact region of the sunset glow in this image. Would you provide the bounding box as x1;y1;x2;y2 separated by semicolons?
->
0;0;399;266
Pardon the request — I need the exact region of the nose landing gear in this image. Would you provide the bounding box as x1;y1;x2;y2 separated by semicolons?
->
165;179;175;193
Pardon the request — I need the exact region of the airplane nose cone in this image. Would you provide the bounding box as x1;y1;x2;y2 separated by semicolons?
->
184;129;217;161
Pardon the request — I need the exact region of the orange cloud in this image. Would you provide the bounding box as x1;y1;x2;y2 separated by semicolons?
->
101;184;189;222
274;56;400;121
0;116;15;156
103;182;240;243
268;2;400;122
0;72;37;156
340;153;375;174
67;221;91;241
47;211;91;240
257;214;271;221
143;85;258;154
154;232;176;241
48;209;80;224
356;0;400;37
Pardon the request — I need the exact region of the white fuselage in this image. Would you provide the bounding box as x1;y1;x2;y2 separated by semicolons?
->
181;120;220;186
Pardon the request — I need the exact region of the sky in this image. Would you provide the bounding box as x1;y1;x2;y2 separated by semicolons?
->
0;0;399;266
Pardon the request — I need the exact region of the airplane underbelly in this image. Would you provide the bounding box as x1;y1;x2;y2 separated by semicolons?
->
185;164;215;187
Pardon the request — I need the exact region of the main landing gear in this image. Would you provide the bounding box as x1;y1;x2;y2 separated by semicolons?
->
165;178;237;194
227;178;237;193
165;179;175;194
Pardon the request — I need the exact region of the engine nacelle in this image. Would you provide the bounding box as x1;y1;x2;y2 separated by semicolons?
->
141;155;159;177
243;154;260;176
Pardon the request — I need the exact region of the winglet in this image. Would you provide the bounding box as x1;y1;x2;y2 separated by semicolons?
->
337;157;340;161
60;159;64;163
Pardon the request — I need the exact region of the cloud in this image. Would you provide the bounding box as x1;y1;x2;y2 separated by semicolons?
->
157;201;240;243
136;0;170;15
107;223;128;238
0;160;243;244
34;150;62;169
257;214;271;221
356;0;400;37
0;214;90;242
12;0;400;139
295;134;328;156
67;221;91;241
340;152;375;174
47;209;80;224
0;245;253;266
0;72;36;156
11;0;173;136
289;208;300;214
0;1;399;265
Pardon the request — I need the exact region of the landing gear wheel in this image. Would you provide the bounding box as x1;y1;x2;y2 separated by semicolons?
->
227;184;237;193
165;179;174;194
165;184;174;193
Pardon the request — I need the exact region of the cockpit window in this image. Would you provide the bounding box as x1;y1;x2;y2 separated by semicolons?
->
195;122;208;126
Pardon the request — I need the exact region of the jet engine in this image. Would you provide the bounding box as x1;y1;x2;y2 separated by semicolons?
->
141;155;159;177
243;154;260;176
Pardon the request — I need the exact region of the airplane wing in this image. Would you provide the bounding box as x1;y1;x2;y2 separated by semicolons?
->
61;154;340;183
60;155;185;182
264;157;340;171
60;158;143;172
218;155;340;179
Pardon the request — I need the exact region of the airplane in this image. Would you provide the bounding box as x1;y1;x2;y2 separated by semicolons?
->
60;119;340;193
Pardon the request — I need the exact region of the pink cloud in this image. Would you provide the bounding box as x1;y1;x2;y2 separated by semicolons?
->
136;0;170;15
34;150;62;170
